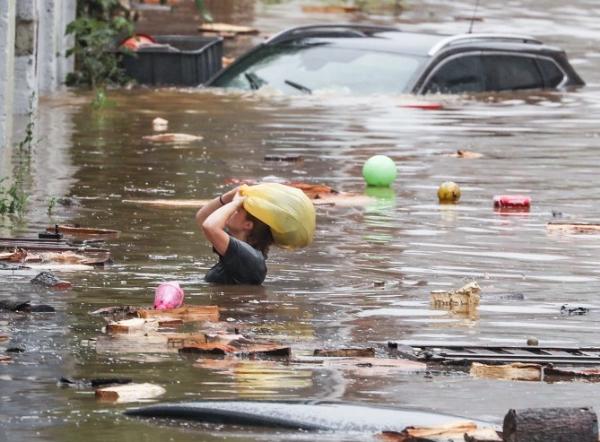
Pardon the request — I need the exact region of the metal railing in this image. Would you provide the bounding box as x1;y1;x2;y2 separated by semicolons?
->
428;33;542;56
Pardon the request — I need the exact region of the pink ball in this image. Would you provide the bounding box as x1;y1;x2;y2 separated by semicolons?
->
154;282;184;310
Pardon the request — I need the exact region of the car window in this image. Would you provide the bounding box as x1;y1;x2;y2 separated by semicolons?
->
482;55;543;91
537;58;565;88
423;55;485;94
211;44;424;95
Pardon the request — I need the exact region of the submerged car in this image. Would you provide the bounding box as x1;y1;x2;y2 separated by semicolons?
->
206;24;584;95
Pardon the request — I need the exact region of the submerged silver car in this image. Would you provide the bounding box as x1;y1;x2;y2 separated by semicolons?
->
207;24;584;95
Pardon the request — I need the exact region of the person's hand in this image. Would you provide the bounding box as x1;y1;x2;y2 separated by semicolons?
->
221;186;240;204
232;191;246;205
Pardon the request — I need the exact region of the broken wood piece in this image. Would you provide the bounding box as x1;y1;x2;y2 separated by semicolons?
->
503;407;598;442
470;362;542;382
0;335;8;342
544;366;600;382
106;317;149;334
449;149;483;159
157;319;183;328
198;23;259;36
301;5;360;13
167;332;248;349
137;305;219;322
0;248;27;262
46;225;120;240
0;355;13;364
122;198;211;209
142;133;203;142
547;222;600;234
378;422;501;442
431;281;480;312
314;347;375;358
95;383;166;403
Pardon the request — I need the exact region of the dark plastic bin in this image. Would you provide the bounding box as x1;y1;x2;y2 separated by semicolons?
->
121;35;223;86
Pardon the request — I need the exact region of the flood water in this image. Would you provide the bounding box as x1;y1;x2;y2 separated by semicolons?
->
3;0;600;440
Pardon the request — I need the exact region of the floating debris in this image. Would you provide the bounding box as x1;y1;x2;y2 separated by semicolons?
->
264;154;303;163
95;383;166;403
449;149;483;159
142;133;203;142
0;300;55;313
431;282;480;313
470;362;543;382
547;222;600;234
314;347;375;358
30;272;72;290
59;377;132;389
152;117;168;131
44;224;120;240
560;304;590;315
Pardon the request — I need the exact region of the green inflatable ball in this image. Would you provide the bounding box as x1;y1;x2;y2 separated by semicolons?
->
362;155;397;187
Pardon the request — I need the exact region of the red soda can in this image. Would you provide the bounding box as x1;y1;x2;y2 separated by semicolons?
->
493;195;531;208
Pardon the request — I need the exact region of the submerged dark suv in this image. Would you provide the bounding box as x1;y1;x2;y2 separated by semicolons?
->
207;24;584;95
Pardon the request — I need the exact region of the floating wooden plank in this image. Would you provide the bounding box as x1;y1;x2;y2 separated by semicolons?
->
0;335;8;341
142;133;203;142
95;383;166;403
46;225;120;240
0;355;13;364
0;237;109;253
312;193;375;207
198;23;259;36
301;5;360;13
167;332;247;349
137;305;219;322
181;343;290;357
503;407;598;442
122;198;211;209
314;348;375;358
470;362;542;382
547;222;600;234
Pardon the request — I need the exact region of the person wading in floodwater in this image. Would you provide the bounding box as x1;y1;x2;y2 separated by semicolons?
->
196;186;274;285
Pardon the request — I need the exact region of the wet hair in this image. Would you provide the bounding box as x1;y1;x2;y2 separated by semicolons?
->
245;212;274;257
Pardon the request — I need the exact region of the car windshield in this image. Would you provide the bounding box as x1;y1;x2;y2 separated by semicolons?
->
211;43;424;95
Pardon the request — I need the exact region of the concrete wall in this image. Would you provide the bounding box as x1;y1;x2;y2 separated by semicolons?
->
14;0;38;115
0;0;75;152
0;0;16;151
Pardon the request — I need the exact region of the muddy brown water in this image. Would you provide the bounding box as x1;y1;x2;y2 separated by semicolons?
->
2;0;600;441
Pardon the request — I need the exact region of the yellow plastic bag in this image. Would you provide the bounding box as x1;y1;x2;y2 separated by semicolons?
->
240;183;316;249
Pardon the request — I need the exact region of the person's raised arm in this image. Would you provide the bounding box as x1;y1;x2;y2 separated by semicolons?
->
195;186;239;230
199;191;245;256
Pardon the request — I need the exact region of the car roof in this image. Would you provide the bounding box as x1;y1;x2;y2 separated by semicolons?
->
266;25;562;57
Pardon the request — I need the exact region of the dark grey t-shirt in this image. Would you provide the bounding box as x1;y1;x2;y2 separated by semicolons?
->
205;236;267;285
